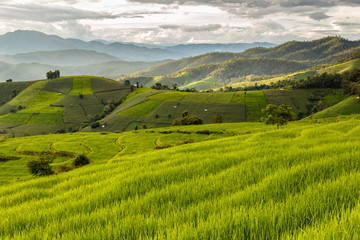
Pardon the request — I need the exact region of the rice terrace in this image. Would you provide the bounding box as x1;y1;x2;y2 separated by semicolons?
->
1;1;360;239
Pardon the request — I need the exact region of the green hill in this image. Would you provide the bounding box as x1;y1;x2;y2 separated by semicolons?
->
130;37;360;91
1;116;360;238
0;76;130;137
83;88;332;132
307;96;360;119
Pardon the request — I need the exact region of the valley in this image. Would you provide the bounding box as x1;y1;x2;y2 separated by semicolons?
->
1;33;360;239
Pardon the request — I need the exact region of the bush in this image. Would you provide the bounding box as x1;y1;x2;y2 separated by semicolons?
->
213;114;223;123
172;114;203;126
155;114;159;118
57;165;73;173
73;154;90;167
26;154;54;176
91;121;100;129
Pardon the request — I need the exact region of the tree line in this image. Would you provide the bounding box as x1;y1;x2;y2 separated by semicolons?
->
46;70;60;79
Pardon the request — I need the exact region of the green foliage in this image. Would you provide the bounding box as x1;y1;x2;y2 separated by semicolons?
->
26;154;54;176
172;114;203;126
73;154;90;167
91;121;100;129
261;104;295;129
213;113;223;123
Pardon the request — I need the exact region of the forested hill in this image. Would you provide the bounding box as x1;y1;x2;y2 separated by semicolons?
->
135;36;360;77
239;36;360;63
148;58;309;88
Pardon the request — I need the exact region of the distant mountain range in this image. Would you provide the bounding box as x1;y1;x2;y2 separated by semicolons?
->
0;30;276;62
0;30;276;81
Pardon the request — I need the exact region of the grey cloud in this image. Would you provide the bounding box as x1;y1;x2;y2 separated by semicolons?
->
333;21;360;27
308;12;330;21
159;24;222;32
182;24;222;32
0;3;119;22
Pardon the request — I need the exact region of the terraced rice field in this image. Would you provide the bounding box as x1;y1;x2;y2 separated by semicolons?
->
1;117;360;239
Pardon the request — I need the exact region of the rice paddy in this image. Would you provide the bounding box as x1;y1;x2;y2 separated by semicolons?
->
1;116;360;239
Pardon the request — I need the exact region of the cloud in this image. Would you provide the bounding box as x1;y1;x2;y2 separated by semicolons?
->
159;24;222;32
0;3;118;22
308;12;330;21
126;0;360;18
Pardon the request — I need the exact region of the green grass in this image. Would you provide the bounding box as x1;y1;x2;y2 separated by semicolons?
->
21;91;65;114
310;97;360;119
232;91;268;121
8;80;48;107
119;99;163;116
0;113;33;124
0;81;31;106
122;88;153;104
44;78;73;94
317;58;360;75
1;118;360;238
69;77;93;95
148;91;189;101
182;92;235;103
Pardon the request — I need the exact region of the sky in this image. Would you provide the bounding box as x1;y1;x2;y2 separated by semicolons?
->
0;0;359;45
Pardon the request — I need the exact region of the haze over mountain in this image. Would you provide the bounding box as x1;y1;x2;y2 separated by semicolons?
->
0;30;275;62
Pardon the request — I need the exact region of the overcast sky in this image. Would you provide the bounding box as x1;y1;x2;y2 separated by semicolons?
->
0;0;359;45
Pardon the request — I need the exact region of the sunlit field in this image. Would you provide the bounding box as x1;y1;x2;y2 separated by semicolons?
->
1;116;360;239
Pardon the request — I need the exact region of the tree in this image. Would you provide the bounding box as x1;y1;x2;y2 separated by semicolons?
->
213;113;223;123
124;80;131;86
261;104;294;129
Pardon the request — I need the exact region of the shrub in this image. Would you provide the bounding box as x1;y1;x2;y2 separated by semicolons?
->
26;154;54;176
213;113;223;123
173;114;203;126
155;114;159;118
91;121;100;129
142;124;147;129
73;154;90;167
196;130;211;135
57;165;73;173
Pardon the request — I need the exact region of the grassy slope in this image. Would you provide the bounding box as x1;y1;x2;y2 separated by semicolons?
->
0;76;131;137
0;81;31;106
1;118;360;238
309;96;360;119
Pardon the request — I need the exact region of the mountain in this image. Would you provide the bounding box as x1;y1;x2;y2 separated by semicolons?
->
238;36;360;63
130;37;360;90
0;30;275;63
0;60;169;82
135;58;310;90
0;49;119;66
167;42;276;56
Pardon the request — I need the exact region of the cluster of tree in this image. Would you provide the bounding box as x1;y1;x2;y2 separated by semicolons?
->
27;153;90;176
172;110;203;126
46;70;60;79
261;104;294;129
151;82;171;90
294;69;360;95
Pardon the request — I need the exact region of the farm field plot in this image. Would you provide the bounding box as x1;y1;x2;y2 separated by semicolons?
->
21;91;65;114
44;78;73;94
69;77;93;95
7;80;48;108
263;89;332;115
182;92;235;103
0;81;30;106
232;90;268;121
1;118;360;239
